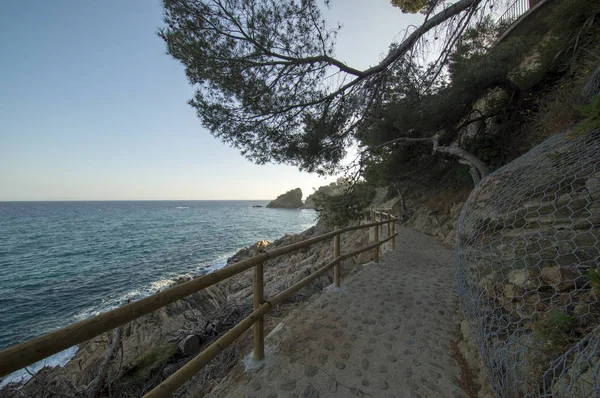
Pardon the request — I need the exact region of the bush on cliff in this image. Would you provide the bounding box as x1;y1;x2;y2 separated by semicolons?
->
313;181;375;227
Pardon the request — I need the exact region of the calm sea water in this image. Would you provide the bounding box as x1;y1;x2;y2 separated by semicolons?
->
0;201;316;383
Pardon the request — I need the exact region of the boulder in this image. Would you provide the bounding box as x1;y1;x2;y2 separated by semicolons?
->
503;283;525;300
573;304;589;317
266;188;303;209
227;240;271;265
507;268;540;287
540;266;581;291
251;240;270;255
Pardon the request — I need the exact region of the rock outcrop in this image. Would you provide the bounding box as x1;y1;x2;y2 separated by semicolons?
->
455;128;600;397
226;240;270;264
266;188;303;209
302;181;347;209
301;193;317;209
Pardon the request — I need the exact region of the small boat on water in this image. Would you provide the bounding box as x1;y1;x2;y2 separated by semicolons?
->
252;205;263;208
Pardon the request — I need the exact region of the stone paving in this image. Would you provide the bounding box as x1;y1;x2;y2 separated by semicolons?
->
207;226;465;398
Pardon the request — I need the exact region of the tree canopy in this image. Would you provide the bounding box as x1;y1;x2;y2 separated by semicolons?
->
159;0;600;224
391;0;434;14
160;0;485;174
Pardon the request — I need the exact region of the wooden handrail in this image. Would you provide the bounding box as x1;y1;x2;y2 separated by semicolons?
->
144;232;398;398
144;302;273;398
0;213;398;397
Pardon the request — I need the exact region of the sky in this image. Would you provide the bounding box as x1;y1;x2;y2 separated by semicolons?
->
0;0;422;201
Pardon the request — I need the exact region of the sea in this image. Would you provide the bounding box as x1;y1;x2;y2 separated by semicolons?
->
0;200;317;385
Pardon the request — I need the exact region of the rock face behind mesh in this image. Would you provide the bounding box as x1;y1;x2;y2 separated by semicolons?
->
456;128;600;397
266;188;303;209
582;65;600;104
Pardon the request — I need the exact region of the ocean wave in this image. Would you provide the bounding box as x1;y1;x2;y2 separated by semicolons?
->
174;206;189;209
65;252;237;324
1;246;262;388
149;278;177;291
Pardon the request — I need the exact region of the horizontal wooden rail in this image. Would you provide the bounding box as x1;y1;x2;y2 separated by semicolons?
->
0;216;396;378
269;233;397;307
144;232;398;398
144;302;272;398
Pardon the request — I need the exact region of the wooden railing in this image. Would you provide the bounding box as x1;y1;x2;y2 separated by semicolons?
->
0;210;397;397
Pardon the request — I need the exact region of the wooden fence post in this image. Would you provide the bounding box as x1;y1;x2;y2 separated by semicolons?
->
392;219;396;250
387;213;391;240
373;223;379;262
253;262;264;360
333;227;341;287
379;211;383;234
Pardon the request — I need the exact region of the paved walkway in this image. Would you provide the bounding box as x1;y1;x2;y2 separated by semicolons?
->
208;227;465;398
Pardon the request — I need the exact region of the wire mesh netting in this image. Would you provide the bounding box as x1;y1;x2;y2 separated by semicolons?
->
583;66;600;105
456;127;600;397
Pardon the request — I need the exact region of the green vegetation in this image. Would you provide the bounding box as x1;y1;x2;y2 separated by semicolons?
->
306;0;599;223
390;0;430;13
586;267;600;294
533;310;575;349
568;96;600;138
160;0;484;174
161;0;600;222
123;343;177;381
365;0;600;189
312;181;375;226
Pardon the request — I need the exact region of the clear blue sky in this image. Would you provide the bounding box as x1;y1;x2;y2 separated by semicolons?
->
0;0;421;201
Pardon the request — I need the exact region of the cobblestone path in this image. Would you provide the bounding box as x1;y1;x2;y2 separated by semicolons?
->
208;227;465;398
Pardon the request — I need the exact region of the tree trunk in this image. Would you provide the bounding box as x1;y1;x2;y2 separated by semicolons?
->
392;184;410;220
432;139;490;181
370;136;491;185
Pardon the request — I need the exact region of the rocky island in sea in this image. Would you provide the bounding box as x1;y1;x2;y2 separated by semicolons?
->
265;187;304;209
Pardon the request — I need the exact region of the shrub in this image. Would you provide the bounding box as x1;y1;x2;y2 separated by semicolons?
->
587;267;600;294
533;310;575;349
314;182;375;227
123;343;178;381
567;95;600;138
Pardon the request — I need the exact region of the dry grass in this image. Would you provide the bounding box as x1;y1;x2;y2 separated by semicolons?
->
521;32;600;147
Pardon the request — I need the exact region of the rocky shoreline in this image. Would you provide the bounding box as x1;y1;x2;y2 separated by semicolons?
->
0;182;476;398
1;219;375;397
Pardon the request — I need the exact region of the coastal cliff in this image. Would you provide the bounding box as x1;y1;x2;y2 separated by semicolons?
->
266;188;303;209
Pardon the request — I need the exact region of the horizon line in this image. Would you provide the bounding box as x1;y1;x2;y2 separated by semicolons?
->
0;199;280;202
